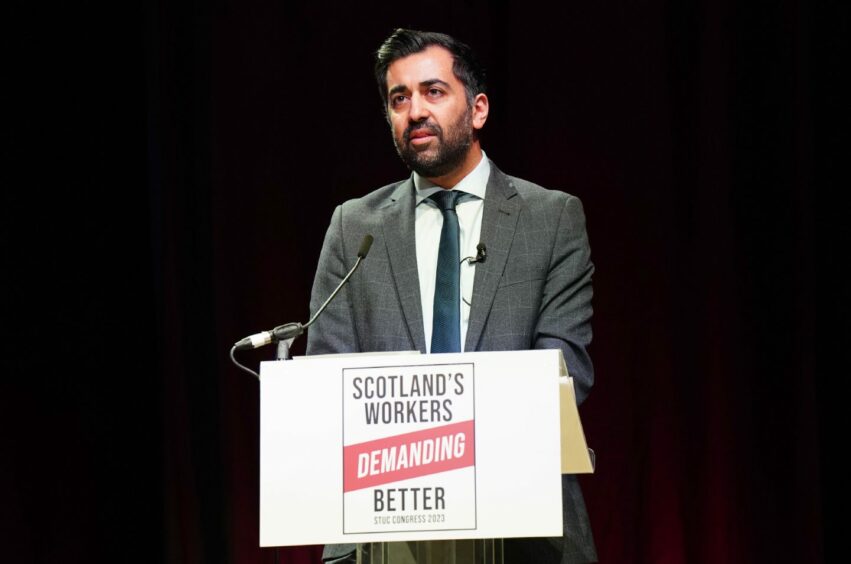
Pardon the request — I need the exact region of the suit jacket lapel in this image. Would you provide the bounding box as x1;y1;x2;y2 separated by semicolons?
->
465;164;522;351
380;178;427;352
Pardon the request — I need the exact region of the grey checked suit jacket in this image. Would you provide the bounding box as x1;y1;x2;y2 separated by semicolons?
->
307;162;597;564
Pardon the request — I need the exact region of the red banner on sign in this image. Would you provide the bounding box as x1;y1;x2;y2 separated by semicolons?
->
343;420;475;492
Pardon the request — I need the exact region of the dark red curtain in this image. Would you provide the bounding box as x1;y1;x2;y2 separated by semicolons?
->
5;0;840;563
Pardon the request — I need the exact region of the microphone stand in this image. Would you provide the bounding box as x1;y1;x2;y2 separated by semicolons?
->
230;234;374;378
276;338;295;361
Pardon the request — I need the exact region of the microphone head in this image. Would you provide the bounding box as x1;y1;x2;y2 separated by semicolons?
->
358;234;374;258
475;242;487;262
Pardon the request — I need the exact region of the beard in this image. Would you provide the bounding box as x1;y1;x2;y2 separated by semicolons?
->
393;105;475;179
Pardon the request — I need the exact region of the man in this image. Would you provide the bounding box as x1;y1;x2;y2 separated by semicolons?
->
307;29;597;564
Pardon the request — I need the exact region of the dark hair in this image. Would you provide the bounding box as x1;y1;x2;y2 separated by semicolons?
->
374;28;487;108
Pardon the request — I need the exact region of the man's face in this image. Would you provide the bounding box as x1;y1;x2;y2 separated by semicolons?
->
385;46;479;179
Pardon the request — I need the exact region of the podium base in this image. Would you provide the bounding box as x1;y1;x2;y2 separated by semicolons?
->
357;540;503;564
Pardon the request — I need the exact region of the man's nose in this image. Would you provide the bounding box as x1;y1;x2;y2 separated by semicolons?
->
409;93;430;122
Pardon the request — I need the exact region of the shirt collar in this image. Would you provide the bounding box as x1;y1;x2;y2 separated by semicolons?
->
414;151;491;205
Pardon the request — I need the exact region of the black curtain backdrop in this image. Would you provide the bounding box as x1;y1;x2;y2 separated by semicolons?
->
4;0;844;562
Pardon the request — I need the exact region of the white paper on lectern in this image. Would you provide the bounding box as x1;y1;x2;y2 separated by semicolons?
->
259;349;564;547
291;350;421;360
560;377;594;474
554;354;594;474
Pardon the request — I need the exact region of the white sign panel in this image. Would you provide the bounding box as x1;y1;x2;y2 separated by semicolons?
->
260;350;563;547
342;362;477;534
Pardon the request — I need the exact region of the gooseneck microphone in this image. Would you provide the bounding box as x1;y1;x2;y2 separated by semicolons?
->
231;234;373;365
234;234;373;351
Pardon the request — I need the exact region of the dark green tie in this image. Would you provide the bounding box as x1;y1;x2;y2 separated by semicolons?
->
429;190;463;353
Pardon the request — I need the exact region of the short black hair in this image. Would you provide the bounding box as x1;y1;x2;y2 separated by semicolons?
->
374;28;487;108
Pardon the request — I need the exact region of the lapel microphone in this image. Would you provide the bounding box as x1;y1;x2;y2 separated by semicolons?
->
474;242;487;264
461;243;487;307
461;242;487;266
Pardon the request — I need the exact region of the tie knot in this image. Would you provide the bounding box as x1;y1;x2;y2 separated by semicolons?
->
429;190;463;212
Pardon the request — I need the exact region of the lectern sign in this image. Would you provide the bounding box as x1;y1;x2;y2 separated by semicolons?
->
342;363;477;533
259;350;566;547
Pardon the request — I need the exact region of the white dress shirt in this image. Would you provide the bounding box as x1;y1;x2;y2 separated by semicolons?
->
413;152;490;352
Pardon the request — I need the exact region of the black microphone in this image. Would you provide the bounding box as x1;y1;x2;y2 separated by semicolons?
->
462;242;487;266
357;234;374;258
233;234;374;351
474;242;487;263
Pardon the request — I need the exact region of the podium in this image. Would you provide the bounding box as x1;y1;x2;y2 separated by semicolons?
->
259;350;593;563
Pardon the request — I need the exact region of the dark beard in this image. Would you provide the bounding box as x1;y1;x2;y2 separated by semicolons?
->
394;107;474;179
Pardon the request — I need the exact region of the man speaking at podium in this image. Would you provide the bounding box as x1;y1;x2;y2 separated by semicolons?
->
307;29;597;564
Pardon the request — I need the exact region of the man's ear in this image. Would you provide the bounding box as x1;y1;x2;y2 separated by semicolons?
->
471;93;489;130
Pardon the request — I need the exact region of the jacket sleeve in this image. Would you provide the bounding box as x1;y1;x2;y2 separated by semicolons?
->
533;194;594;405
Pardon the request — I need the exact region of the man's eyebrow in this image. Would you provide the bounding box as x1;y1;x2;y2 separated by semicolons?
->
388;84;408;97
421;79;450;89
387;79;452;98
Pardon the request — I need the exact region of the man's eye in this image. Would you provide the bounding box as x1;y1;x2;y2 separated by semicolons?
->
428;88;443;97
391;95;408;107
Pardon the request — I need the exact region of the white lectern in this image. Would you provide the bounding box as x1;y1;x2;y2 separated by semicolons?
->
259;349;592;563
